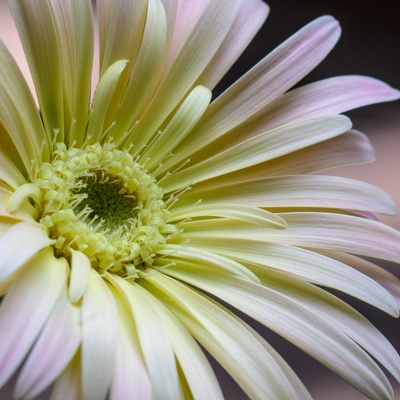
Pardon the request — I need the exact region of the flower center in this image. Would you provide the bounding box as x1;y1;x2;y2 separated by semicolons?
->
15;142;177;278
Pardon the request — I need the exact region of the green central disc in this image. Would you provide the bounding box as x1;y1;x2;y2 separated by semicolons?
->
75;175;137;231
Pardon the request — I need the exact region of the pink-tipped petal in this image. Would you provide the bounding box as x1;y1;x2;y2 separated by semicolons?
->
0;222;55;284
14;289;81;400
0;248;67;389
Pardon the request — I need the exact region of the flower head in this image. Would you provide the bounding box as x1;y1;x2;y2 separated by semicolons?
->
1;1;400;399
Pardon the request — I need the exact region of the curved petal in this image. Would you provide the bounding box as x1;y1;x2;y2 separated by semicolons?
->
177;129;375;190
163;268;394;400
81;269;117;400
180;238;398;315
107;274;180;400
98;0;148;75
85;59;128;143
0;222;55;283
15;288;81;400
196;0;270;89
0;149;27;190
8;0;64;142
0;248;67;389
143;272;310;400
0;41;49;170
178;175;396;215
50;0;94;146
161;115;352;192
143;85;212;171
50;352;81;400
68;249;91;303
166;16;341;168
129;0;242;157
158;243;260;283
106;0;168;144
138;288;224;400
234;75;400;143
109;288;152;400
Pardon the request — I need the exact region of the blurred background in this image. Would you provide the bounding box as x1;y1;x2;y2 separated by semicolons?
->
1;0;399;399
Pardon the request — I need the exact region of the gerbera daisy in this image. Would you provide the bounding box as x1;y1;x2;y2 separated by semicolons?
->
0;0;399;399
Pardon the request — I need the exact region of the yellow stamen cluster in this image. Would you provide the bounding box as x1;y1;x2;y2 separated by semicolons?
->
26;142;177;277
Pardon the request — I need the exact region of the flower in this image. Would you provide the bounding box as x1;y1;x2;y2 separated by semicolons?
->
0;0;399;399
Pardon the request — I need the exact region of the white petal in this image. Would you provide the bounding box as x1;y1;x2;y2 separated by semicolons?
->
106;0;168;144
238;75;400;140
166;16;341;168
0;149;27;190
81;269;117;400
257;272;400;385
169;202;287;227
49;0;94;146
130;0;242;157
0;248;67;388
143;272;307;399
0;222;55;284
0;41;49;169
162;115;351;192
178;175;396;215
164;268;394;400
176;129;374;191
107;274;180;400
158;243;259;283
50;353;81;400
181;239;398;316
196;0;270;89
144;85;212;172
109;289;152;400
15;288;80;400
144;292;224;400
68;249;91;303
85;59;128;143
8;0;64;142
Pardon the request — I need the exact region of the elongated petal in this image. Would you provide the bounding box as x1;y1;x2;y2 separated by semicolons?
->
0;222;55;283
68;249;91;303
50;353;81;400
181;212;400;263
161;115;352;192
144;85;212;171
158;244;260;283
107;274;180;400
271;212;400;263
178;175;396;215
129;0;242;156
106;0;168;143
15;288;81;400
164;268;394;400
169;203;288;227
181;239;398;315
8;0;64;141
49;0;94;146
0;41;49;170
143;272;308;399
81;269;117;400
237;76;400;140
177;129;374;191
0;248;67;388
137;288;224;400
98;0;147;75
196;0;270;89
85;59;128;143
257;272;400;384
166;16;340;168
109;289;152;400
0;149;27;190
